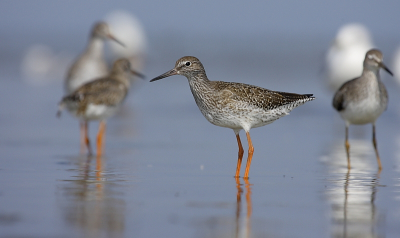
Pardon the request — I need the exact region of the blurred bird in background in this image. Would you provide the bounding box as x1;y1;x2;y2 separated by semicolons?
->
325;23;374;91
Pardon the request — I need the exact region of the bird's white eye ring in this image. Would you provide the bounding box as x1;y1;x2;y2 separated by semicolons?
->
185;62;191;66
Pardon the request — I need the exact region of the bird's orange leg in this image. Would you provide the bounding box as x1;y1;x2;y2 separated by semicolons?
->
96;120;106;156
83;121;93;155
372;123;382;171
235;134;244;178
243;131;254;178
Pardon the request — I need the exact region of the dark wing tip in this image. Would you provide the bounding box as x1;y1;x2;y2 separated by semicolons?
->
304;94;315;99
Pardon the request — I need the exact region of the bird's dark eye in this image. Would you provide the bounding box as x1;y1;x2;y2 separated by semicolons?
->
185;62;191;66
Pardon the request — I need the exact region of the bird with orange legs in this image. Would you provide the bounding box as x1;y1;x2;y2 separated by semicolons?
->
64;22;125;154
150;56;314;178
58;58;144;156
333;49;392;170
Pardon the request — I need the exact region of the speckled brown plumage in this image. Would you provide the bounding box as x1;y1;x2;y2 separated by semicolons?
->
61;79;128;116
58;58;143;156
150;56;315;178
210;81;314;111
59;58;133;119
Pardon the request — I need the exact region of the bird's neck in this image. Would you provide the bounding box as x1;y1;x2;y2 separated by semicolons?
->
361;67;380;81
360;69;382;95
188;72;211;90
187;72;214;106
85;38;105;59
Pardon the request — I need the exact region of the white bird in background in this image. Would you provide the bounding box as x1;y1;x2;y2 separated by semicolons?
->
105;10;147;72
392;46;400;83
325;23;374;91
65;22;125;94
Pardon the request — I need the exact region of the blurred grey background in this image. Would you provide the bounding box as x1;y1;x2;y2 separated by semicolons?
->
1;0;400;78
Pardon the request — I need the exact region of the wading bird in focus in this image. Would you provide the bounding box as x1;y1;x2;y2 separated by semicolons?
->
151;56;315;178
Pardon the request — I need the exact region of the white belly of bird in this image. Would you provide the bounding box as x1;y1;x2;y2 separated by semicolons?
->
200;103;291;132
84;104;119;121
340;97;386;125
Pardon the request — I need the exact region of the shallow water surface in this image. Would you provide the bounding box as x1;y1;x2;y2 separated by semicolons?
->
1;37;400;238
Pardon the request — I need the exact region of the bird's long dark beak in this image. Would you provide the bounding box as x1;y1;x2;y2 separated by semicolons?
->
150;69;177;82
108;34;125;47
379;62;393;76
130;70;145;79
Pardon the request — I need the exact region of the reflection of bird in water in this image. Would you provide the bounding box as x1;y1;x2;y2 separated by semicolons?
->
235;178;252;238
58;59;144;156
105;10;147;72
333;49;392;170
59;154;125;238
326;168;382;238
64;22;125;154
322;129;385;237
325;23;374;91
150;56;315;178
